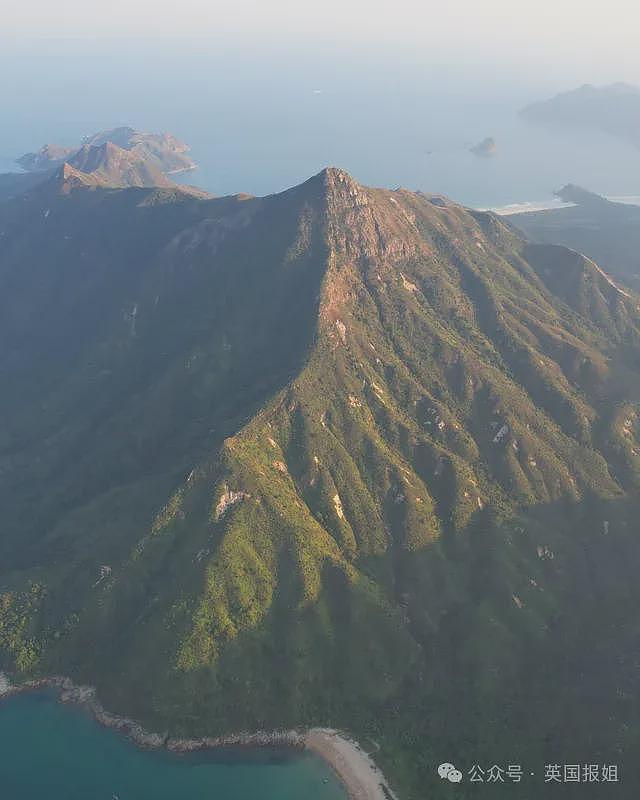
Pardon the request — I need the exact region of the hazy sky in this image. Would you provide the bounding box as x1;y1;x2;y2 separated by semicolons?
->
3;0;640;82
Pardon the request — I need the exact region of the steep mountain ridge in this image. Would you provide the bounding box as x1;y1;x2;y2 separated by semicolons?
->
513;186;640;292
1;168;640;798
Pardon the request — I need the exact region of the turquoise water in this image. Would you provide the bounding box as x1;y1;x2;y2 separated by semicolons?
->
0;693;347;800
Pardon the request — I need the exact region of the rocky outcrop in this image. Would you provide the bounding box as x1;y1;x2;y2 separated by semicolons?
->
166;730;305;752
214;484;251;520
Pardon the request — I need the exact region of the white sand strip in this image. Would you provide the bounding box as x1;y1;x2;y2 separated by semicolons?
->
306;728;397;800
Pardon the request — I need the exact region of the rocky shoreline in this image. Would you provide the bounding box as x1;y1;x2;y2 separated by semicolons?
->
0;673;304;751
0;672;396;800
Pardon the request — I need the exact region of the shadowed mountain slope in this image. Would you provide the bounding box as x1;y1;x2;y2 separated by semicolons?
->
513;185;640;292
1;169;640;798
521;82;640;149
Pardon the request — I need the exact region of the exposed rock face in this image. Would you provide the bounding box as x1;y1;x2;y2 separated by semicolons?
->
214;485;250;520
321;167;425;265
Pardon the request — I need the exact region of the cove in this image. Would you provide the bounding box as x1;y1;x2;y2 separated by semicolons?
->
0;692;348;800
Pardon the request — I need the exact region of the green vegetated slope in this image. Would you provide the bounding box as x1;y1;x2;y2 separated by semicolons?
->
1;169;640;798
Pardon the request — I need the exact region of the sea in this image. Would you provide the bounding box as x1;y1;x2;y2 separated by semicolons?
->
1;38;639;209
0;692;347;800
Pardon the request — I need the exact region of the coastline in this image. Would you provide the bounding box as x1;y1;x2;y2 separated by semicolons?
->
306;728;398;800
481;194;640;216
0;672;396;800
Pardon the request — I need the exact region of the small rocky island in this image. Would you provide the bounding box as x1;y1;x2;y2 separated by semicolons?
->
470;136;497;158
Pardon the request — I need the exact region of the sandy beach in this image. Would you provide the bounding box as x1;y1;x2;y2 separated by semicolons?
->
0;673;397;800
305;728;397;800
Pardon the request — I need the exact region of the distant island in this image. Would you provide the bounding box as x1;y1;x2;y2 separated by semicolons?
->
1;127;204;200
17;126;197;175
470;136;497;158
520;82;640;149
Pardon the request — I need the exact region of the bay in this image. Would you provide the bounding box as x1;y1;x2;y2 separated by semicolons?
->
0;693;347;800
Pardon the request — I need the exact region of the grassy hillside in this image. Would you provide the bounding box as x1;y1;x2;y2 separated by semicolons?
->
1;169;640;797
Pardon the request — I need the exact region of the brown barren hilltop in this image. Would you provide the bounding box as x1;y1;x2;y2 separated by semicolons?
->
3;128;207;199
17;126;197;175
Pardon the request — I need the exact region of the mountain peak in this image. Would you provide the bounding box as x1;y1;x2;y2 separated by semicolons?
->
81;126;137;148
320;166;364;196
318;165;357;183
46;160;144;196
294;166;360;196
554;183;609;207
51;162;105;193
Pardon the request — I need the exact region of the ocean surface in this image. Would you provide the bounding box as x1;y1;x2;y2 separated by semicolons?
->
0;693;347;800
1;39;639;208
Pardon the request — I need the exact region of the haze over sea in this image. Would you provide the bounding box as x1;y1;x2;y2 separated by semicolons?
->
0;693;346;800
1;39;639;208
